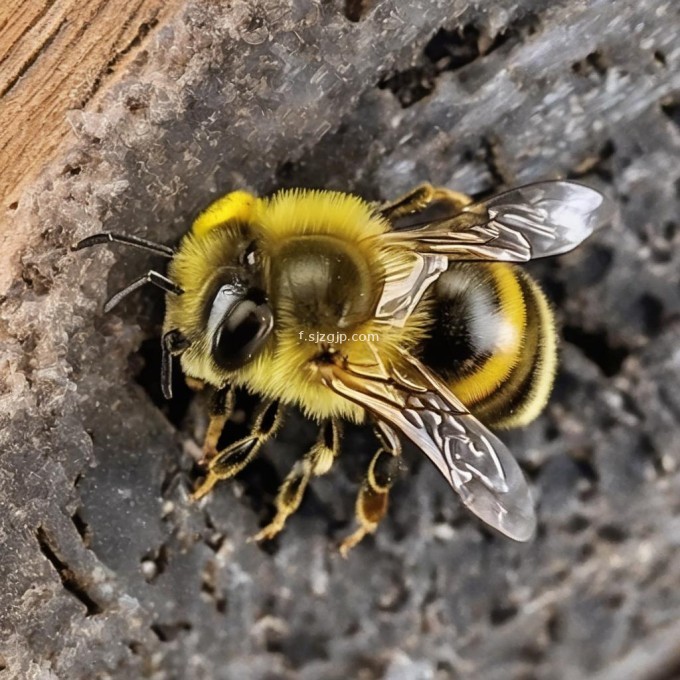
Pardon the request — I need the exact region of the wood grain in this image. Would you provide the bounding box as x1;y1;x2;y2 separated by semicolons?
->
0;0;183;209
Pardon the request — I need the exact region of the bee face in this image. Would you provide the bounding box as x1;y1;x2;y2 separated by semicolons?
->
74;180;611;550
163;223;274;383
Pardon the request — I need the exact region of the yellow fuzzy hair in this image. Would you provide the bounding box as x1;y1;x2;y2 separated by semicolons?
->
256;189;389;244
191;190;258;238
492;273;557;429
164;189;431;423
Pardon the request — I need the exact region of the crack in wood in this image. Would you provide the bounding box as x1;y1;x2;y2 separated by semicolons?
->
0;0;58;72
0;18;67;99
80;8;160;109
35;526;103;617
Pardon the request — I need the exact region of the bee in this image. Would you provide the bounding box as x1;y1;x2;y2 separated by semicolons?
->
74;180;611;554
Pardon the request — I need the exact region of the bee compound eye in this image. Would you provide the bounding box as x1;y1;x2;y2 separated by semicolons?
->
212;298;274;370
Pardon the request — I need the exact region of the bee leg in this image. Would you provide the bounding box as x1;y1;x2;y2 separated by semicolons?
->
379;184;473;222
201;385;235;463
379;184;437;220
191;399;283;501
339;424;402;557
251;419;341;543
185;376;206;391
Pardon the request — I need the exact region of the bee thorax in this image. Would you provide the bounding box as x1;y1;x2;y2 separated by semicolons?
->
271;235;380;329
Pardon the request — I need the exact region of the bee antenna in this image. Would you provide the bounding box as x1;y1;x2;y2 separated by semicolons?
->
72;232;175;258
161;330;191;399
103;271;184;313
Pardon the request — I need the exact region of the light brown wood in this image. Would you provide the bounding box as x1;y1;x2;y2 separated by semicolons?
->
0;0;184;208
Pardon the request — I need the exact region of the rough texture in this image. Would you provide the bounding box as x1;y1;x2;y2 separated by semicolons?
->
0;0;187;288
1;0;680;679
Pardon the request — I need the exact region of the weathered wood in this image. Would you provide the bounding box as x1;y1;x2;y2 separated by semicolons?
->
0;0;183;288
1;0;679;678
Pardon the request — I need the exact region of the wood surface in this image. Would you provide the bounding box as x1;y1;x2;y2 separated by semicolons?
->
0;0;183;253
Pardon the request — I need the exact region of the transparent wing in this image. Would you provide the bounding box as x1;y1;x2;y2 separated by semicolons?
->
380;180;613;262
319;349;536;541
374;251;448;326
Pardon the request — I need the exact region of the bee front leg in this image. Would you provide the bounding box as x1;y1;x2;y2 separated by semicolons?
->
339;424;402;557
251;419;341;543
185;376;206;391
201;385;235;463
191;399;283;501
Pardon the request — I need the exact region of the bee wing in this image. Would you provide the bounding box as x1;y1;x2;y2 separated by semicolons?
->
382;180;612;262
320;350;536;541
374;251;449;325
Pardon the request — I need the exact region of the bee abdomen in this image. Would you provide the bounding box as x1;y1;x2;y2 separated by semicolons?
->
421;263;556;429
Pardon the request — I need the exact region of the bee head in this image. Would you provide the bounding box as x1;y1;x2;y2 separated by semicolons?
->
161;222;277;395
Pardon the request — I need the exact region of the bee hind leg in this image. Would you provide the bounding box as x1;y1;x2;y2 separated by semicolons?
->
339;424;402;557
379;184;473;223
251;419;341;543
191;399;283;501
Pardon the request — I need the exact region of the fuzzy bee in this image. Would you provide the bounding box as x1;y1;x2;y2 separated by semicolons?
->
75;181;611;554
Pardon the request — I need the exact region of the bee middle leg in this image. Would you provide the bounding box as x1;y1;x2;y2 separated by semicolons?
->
340;424;402;557
251;419;341;543
191;399;283;501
